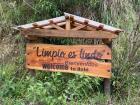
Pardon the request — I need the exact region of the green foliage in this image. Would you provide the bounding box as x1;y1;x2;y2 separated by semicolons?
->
100;0;140;99
34;0;61;19
0;0;140;104
0;61;104;104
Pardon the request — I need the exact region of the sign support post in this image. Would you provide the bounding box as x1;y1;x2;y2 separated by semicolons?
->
104;78;111;104
103;39;112;104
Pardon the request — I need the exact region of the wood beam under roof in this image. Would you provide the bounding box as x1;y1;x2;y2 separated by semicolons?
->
21;29;117;39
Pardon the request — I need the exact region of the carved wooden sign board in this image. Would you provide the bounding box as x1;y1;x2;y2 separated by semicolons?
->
26;44;111;78
15;13;122;79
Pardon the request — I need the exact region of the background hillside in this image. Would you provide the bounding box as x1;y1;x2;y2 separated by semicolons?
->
0;0;140;105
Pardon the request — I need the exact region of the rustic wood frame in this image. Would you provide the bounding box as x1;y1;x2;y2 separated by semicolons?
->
15;13;122;104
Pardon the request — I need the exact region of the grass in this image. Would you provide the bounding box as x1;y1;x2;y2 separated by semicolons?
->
0;0;140;104
0;61;105;105
0;56;140;105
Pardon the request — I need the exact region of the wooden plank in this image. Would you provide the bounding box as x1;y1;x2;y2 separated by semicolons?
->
50;24;65;30
43;22;66;29
26;43;111;60
21;29;117;39
72;22;97;31
72;24;86;30
26;44;112;78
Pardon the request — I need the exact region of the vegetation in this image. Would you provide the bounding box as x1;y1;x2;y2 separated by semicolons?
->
0;0;140;104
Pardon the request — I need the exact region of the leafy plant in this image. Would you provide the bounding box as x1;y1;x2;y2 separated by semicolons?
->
0;0;140;105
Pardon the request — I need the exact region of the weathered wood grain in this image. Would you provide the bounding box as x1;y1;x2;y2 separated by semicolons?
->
64;12;122;33
72;24;86;30
50;24;65;30
26;44;112;78
21;29;117;39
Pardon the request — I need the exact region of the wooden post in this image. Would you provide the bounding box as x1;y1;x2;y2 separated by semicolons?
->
28;69;36;76
104;78;111;104
103;39;112;105
65;16;71;30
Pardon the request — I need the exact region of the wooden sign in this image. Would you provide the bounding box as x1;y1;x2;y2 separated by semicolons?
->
16;13;122;98
26;44;112;78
